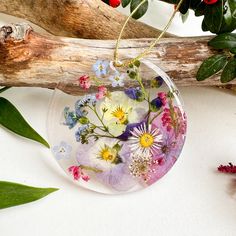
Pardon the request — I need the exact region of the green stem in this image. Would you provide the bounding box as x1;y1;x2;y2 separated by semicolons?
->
146;94;152;124
81;165;103;173
149;109;163;124
168;99;179;137
87;134;115;140
87;105;115;138
89;122;106;132
136;67;147;97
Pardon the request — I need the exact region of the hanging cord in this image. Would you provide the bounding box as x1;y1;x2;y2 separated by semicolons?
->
113;0;184;67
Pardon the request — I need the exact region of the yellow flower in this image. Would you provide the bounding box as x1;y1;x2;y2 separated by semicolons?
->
130;124;162;156
111;106;128;125
98;145;118;163
100;91;147;136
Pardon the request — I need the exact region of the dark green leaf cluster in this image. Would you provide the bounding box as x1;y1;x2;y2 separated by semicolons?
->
122;0;149;19
121;0;236;35
197;33;236;83
196;0;236;34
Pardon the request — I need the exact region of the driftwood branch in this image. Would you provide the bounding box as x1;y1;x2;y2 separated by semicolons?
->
0;23;235;94
0;0;172;39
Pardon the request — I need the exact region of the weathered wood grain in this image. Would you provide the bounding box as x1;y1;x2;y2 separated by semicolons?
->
0;23;235;95
0;0;172;39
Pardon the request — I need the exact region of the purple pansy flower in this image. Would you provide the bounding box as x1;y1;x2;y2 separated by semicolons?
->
77;140;136;191
116;121;146;141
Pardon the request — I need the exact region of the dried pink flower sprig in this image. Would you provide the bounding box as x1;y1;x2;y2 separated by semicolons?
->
162;106;186;136
68;165;90;182
218;163;236;174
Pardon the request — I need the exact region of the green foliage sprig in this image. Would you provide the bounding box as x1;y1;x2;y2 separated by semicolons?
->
197;33;236;82
0;88;57;210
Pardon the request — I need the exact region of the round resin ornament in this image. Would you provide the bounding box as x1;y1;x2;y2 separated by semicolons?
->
48;59;187;194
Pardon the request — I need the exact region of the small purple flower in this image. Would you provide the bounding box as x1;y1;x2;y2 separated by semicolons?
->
151;76;164;88
63;107;78;129
116;121;145;141
124;87;144;101
52;141;72;160
151;97;163;110
109;72;125;87
93;60;109;78
75;124;90;142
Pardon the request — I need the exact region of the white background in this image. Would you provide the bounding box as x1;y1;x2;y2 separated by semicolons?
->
1;1;236;236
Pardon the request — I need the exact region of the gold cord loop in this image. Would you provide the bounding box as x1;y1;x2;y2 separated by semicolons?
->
113;0;184;67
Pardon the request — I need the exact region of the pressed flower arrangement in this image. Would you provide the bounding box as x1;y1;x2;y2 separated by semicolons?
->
0;0;235;208
48;59;187;193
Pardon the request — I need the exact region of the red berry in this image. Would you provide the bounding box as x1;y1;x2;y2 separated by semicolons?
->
203;0;218;5
109;0;121;8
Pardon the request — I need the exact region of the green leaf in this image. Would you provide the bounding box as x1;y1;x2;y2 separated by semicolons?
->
195;2;206;16
113;143;122;152
202;18;209;31
204;0;224;33
190;0;202;9
230;48;236;54
221;57;236;83
0;97;49;148
79;117;89;124
130;0;149;19
208;33;236;49
0;181;58;209
0;87;11;94
122;0;131;7
196;54;228;81
179;0;190;14
219;0;236;33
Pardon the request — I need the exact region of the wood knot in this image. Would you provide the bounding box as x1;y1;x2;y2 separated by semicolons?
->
0;23;33;44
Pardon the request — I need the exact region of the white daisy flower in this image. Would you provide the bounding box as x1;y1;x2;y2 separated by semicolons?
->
129;124;162;156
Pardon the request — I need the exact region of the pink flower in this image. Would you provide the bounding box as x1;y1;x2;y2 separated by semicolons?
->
68;165;90;182
96;85;107;100
78;75;91;90
157;92;167;106
161;106;186;136
82;175;90;182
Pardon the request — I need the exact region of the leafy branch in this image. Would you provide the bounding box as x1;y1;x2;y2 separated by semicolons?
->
197;33;236;82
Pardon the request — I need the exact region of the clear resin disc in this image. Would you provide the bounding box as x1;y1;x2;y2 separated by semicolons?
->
47;59;187;194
